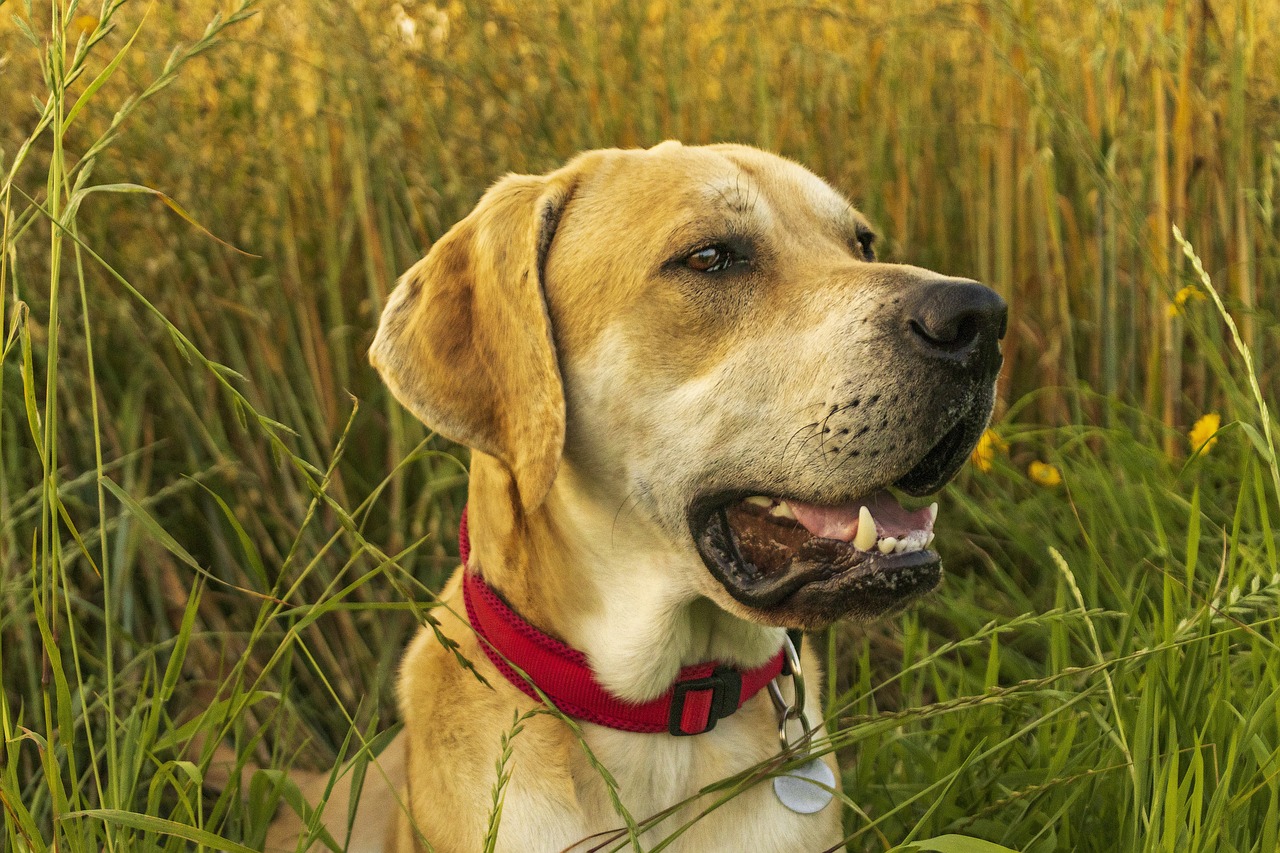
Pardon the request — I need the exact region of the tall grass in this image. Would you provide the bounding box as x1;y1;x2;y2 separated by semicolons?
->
1;0;1277;850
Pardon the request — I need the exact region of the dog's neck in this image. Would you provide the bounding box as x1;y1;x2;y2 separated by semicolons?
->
467;457;784;703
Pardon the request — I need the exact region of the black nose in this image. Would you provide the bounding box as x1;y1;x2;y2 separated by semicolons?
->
906;278;1007;361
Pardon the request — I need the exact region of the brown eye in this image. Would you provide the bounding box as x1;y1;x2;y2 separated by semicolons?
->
856;230;877;261
686;245;735;273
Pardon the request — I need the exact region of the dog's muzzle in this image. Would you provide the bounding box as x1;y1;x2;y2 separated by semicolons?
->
691;277;1007;627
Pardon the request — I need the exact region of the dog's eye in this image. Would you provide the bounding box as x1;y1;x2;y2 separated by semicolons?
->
685;245;737;273
855;229;877;262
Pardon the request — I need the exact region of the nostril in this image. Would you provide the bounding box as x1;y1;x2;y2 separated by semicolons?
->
909;314;981;352
954;314;981;348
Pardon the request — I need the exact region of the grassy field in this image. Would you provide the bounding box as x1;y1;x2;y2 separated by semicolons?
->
2;0;1279;850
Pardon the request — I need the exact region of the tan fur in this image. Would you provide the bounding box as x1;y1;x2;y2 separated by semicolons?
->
267;141;981;850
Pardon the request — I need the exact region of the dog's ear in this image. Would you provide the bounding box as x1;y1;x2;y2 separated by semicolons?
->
370;169;579;511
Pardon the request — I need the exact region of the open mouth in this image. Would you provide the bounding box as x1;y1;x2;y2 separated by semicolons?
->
690;418;983;620
693;489;942;616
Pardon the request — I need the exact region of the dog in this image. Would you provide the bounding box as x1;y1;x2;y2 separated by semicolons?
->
265;141;1005;851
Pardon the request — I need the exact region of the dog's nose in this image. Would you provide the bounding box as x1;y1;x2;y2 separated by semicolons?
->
905;278;1007;362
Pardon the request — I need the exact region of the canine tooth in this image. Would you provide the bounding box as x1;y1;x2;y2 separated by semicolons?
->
745;496;773;508
926;532;935;548
928;502;939;524
854;506;877;551
878;537;897;554
770;500;797;520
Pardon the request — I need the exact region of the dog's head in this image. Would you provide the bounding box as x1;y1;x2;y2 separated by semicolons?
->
371;142;1005;630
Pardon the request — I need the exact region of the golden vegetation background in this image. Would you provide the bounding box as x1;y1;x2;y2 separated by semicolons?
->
6;0;1278;430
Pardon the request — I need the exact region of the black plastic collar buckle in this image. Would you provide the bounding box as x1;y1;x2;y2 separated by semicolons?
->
668;666;743;736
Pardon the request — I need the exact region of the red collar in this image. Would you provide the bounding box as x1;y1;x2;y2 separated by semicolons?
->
458;508;785;736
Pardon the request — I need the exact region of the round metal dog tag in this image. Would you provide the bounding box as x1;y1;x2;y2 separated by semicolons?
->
773;757;836;814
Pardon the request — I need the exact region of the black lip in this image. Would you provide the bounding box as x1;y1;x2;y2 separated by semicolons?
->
691;499;942;614
894;416;973;495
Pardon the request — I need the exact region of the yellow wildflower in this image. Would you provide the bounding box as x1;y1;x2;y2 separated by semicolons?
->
1189;413;1221;455
1166;285;1206;318
1028;461;1062;487
971;429;1007;472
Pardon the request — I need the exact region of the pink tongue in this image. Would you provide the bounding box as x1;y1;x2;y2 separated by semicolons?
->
787;490;933;541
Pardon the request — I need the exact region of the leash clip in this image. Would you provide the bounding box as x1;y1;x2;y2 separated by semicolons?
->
768;632;814;754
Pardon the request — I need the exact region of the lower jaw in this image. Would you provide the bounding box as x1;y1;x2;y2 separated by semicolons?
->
760;552;944;626
695;508;944;620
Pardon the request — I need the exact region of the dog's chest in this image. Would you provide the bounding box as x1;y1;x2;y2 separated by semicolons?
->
562;712;842;851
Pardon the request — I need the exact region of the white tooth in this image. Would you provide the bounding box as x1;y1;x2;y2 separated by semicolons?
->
854;506;877;551
928;502;939;524
878;537;897;554
745;496;773;508
894;538;910;553
926;532;935;548
897;539;922;553
770;500;797;520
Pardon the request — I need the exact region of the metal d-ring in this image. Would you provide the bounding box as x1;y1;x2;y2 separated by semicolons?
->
768;633;814;753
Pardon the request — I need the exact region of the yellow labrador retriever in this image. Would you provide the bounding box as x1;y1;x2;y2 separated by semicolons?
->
267;142;1005;851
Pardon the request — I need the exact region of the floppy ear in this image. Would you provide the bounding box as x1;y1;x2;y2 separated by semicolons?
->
370;170;577;511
